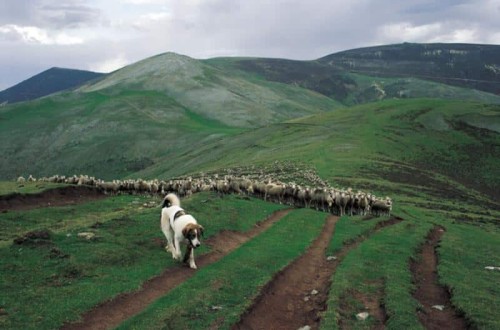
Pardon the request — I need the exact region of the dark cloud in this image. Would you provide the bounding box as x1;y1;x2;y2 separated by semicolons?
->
0;0;102;29
1;0;499;90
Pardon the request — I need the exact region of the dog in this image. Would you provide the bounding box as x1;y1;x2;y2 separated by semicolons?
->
160;193;204;269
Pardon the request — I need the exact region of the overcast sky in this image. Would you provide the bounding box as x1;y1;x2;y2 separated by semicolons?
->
1;0;499;90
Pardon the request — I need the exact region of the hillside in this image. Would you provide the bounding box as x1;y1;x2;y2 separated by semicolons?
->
77;52;343;127
0;53;344;180
135;98;500;205
319;43;500;95
0;67;104;104
206;54;500;105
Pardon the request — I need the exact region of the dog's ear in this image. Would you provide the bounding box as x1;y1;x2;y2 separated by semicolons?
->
182;225;191;238
198;225;204;237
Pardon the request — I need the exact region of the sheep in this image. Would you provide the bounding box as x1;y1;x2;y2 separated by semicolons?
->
311;188;331;212
252;181;267;200
296;186;312;208
228;177;241;195
265;182;285;204
31;170;391;218
358;193;369;216
282;184;296;206
238;177;253;195
370;197;392;216
336;191;350;217
17;176;26;183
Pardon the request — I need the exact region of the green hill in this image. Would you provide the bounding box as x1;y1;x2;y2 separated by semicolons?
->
1;47;499;191
0;53;343;180
207;53;500;105
77;52;343;127
136;98;499;204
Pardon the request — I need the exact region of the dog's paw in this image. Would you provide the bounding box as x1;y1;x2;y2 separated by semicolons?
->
189;263;197;269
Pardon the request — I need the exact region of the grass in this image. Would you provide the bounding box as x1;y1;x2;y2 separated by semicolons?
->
118;209;327;330
321;209;433;330
0;191;285;329
0;181;65;196
438;220;500;329
0;95;498;329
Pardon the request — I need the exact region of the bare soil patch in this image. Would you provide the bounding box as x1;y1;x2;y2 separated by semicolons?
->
411;226;468;330
233;216;402;330
338;283;387;330
0;186;106;212
61;208;292;330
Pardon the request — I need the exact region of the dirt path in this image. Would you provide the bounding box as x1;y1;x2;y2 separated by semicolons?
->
0;186;106;212
61;208;292;330
411;226;467;330
233;216;402;330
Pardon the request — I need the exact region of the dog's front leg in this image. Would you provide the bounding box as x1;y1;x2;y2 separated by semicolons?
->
183;246;197;269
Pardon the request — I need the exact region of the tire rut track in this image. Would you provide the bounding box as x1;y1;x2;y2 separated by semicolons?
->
233;216;403;330
61;208;292;330
411;226;467;330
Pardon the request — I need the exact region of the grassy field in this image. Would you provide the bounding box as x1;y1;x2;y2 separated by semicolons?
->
1;184;498;329
1;95;498;328
119;209;327;329
0;192;285;329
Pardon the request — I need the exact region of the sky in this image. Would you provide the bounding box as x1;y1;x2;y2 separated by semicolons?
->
1;0;499;90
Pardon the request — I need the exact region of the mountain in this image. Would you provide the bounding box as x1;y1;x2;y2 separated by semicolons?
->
206;44;500;105
319;43;500;95
0;44;499;184
76;52;343;127
0;53;342;179
0;67;104;104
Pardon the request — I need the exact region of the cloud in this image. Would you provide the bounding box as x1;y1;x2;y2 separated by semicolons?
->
377;22;443;43
88;54;130;73
0;24;84;45
1;0;500;90
0;0;102;30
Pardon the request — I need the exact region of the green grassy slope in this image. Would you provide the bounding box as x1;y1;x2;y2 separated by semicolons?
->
0;89;241;180
77;52;343;127
205;56;500;105
142;99;499;207
0;53;348;180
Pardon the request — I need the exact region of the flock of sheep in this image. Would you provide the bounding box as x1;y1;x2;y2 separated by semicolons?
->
17;171;393;217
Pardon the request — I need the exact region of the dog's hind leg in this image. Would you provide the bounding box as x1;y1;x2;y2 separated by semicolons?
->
163;228;176;257
183;246;197;269
172;238;182;260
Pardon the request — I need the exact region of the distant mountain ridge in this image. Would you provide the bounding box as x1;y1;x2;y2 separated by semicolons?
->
0;67;104;104
319;43;500;95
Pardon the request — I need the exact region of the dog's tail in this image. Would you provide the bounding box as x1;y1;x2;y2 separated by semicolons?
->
162;193;181;208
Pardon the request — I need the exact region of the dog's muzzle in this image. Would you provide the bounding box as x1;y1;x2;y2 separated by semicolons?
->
190;238;201;248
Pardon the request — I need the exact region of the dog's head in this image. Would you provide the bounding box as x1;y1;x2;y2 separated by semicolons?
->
182;223;204;248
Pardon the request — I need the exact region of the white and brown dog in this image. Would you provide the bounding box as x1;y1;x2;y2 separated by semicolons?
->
161;193;204;269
